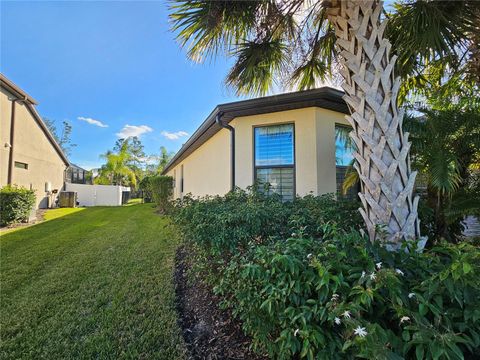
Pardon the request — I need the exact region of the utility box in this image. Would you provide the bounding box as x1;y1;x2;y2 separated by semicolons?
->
59;191;77;208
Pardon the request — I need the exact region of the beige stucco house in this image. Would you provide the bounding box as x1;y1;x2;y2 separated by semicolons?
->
1;74;69;208
163;88;358;201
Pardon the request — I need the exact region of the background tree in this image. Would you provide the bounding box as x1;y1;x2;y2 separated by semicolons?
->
43;117;77;157
114;137;147;180
170;0;478;249
404;106;480;242
157;146;174;173
95;141;137;187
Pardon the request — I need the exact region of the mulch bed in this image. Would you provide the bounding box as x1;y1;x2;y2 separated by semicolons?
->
175;245;268;360
0;209;47;232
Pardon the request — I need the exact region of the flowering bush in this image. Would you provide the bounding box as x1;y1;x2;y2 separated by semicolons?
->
215;230;480;359
173;190;480;358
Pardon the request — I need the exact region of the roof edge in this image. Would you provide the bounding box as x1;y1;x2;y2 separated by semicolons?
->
162;87;347;174
0;73;38;105
1;73;70;167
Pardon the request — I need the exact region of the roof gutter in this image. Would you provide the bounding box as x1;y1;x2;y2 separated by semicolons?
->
215;112;235;191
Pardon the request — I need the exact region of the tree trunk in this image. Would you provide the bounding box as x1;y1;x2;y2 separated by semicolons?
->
327;0;425;250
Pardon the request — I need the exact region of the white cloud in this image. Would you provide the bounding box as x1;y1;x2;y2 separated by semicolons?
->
116;124;153;138
77;116;108;128
161;130;189;140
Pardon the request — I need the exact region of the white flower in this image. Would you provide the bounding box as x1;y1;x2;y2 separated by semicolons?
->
342;310;351;319
307;253;313;260
376;262;382;270
331;293;339;301
294;329;300;336
334;317;341;325
361;271;366;278
408;292;416;299
395;269;405;276
354;326;368;338
400;316;410;324
369;272;377;281
291;233;297;237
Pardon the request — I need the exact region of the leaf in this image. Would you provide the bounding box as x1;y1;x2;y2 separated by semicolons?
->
419;303;428;316
416;345;425;360
463;262;472;274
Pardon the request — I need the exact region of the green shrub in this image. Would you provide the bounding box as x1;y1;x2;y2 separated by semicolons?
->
139;176;153;203
0;185;36;226
215;231;480;359
173;190;480;359
148;175;173;213
171;188;362;256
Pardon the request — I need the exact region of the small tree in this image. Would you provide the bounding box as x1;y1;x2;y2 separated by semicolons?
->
148;176;173;213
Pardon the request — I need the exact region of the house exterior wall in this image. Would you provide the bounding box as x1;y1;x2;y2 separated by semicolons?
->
169;128;231;199
0;87;67;208
166;106;349;199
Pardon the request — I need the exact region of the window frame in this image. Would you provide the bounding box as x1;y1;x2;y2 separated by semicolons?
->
334;123;360;200
14;161;28;170
252;122;296;200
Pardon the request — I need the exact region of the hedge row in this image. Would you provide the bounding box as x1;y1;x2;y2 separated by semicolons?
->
171;189;480;359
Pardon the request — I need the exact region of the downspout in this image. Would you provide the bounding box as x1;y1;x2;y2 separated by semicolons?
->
7;97;27;184
215;112;235;191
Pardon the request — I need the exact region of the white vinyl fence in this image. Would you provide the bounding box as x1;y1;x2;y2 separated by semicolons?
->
64;183;130;207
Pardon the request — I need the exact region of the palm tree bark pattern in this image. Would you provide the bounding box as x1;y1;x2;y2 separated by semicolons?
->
327;0;422;249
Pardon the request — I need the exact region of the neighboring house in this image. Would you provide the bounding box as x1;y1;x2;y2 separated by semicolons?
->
162;88;357;201
65;163;88;184
0;74;69;208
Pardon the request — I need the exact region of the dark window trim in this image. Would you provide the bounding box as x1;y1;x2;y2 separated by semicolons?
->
180;164;184;194
252;122;296;199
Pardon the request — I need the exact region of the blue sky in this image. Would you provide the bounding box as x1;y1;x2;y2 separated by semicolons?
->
1;1;243;169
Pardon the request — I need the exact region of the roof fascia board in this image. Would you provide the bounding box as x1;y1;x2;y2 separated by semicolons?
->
162;87;347;174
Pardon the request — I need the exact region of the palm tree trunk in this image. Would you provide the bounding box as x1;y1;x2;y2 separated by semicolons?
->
327;0;425;250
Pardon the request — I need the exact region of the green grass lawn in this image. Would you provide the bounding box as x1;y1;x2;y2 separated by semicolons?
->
0;204;186;359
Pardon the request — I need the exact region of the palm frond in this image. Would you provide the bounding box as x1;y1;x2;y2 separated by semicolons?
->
428;149;462;195
226;39;288;96
387;0;475;78
342;162;359;195
169;0;259;62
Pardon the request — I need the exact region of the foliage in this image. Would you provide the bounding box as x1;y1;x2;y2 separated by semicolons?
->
148;175;174;213
0;185;36;226
169;0;479;99
95;140;137;187
157;146;175;173
404;106;480;242
172;188;361;256
0;204;186;358
214;230;480;359
139;176;153;202
43;117;76;156
96;137;175;188
114;136;146;179
173;190;480;358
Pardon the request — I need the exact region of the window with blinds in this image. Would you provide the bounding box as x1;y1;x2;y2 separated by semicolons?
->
254;124;295;201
